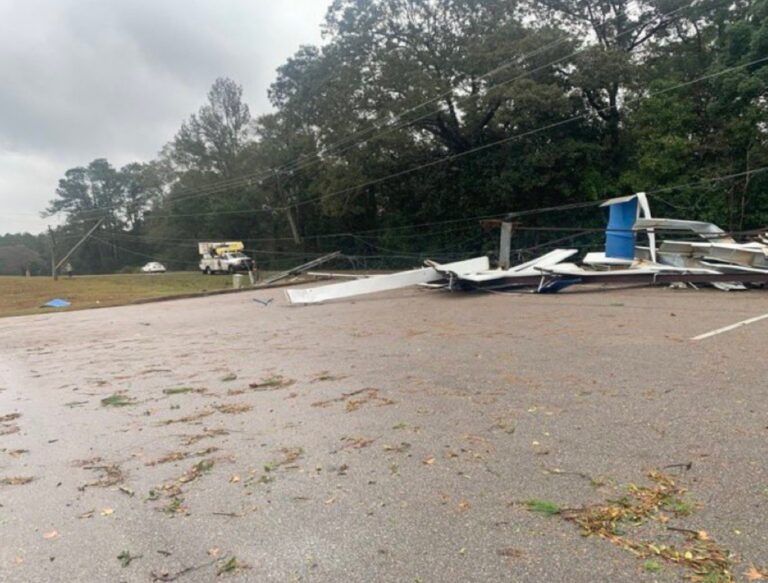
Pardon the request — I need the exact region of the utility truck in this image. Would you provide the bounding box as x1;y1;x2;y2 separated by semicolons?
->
198;242;254;274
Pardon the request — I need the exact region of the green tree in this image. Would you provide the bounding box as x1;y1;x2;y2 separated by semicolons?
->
166;77;251;178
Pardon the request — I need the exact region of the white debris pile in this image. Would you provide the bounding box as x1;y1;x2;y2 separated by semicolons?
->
285;193;768;305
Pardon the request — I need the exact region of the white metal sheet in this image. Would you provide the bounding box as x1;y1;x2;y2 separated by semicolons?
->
536;263;715;277
582;252;634;266
285;256;489;304
633;219;734;243
453;249;578;283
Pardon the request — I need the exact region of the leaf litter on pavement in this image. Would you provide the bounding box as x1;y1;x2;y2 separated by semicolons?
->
248;375;295;391
526;470;739;582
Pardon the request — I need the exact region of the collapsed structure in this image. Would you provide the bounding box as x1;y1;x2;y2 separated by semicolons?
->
286;194;768;304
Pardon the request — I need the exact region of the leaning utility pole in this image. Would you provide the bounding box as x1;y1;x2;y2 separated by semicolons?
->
48;226;58;281
274;170;302;245
55;217;105;274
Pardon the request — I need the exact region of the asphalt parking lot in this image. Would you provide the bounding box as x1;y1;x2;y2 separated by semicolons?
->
1;283;766;582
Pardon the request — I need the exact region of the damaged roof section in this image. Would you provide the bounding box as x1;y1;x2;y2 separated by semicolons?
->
285;193;768;305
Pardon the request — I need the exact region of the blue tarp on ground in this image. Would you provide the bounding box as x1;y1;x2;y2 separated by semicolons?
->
43;298;71;308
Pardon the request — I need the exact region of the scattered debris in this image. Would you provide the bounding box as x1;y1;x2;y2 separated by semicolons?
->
0;423;20;436
312;388;395;411
160;410;215;425
1;476;35;486
1;448;29;458
253;298;273;306
0;412;20;422
79;464;125;490
526;499;561;515
163;387;205;395
216;556;249;576
311;371;347;383
286;193;768;304
71;456;103;467
745;565;768;581
150;560;216;582
260;251;342;286
346;389;395;411
215;403;252;415
340;436;375;450
275;447;304;468
221;373;238;382
117;550;142;568
42;298;71;308
248;375;295;390
145;447;218;466
179;429;228;446
257;447;305;483
527;471;735;582
160;497;187;515
382;442;411;453
287;256;489;304
177;459;215;484
497;548;525;560
101;393;136;407
149;551;216;583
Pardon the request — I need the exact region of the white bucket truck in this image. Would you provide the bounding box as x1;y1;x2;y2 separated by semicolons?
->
198;241;255;274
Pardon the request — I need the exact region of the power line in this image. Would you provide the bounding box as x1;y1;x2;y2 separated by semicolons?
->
132;54;766;222
272;0;697;178
192;0;699;188
71;0;701;219
77;163;768;250
102;220;483;244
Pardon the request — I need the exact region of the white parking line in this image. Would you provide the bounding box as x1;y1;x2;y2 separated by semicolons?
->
691;312;768;341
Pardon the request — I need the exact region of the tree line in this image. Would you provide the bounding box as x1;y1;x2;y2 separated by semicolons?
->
2;0;766;275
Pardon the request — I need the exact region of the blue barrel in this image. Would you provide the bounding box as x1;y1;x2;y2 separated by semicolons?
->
605;197;638;259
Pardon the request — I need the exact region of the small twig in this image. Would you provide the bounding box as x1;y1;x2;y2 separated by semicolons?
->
150;560;216;582
544;467;593;481
666;526;700;536
662;462;692;471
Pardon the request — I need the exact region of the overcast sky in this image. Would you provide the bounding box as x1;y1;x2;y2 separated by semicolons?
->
0;0;330;235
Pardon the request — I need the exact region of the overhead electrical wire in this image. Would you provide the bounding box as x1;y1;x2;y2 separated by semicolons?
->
117;55;766;223
169;0;698;202
57;14;765;262
76;164;768;261
70;0;701;220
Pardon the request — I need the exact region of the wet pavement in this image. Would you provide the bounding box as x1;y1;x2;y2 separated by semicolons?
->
0;284;766;582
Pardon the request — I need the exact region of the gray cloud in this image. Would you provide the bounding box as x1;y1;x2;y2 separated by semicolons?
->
0;0;329;234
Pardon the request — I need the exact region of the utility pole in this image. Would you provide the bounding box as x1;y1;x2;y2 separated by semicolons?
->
55;217;105;273
498;221;513;270
48;226;58;281
274;170;302;245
